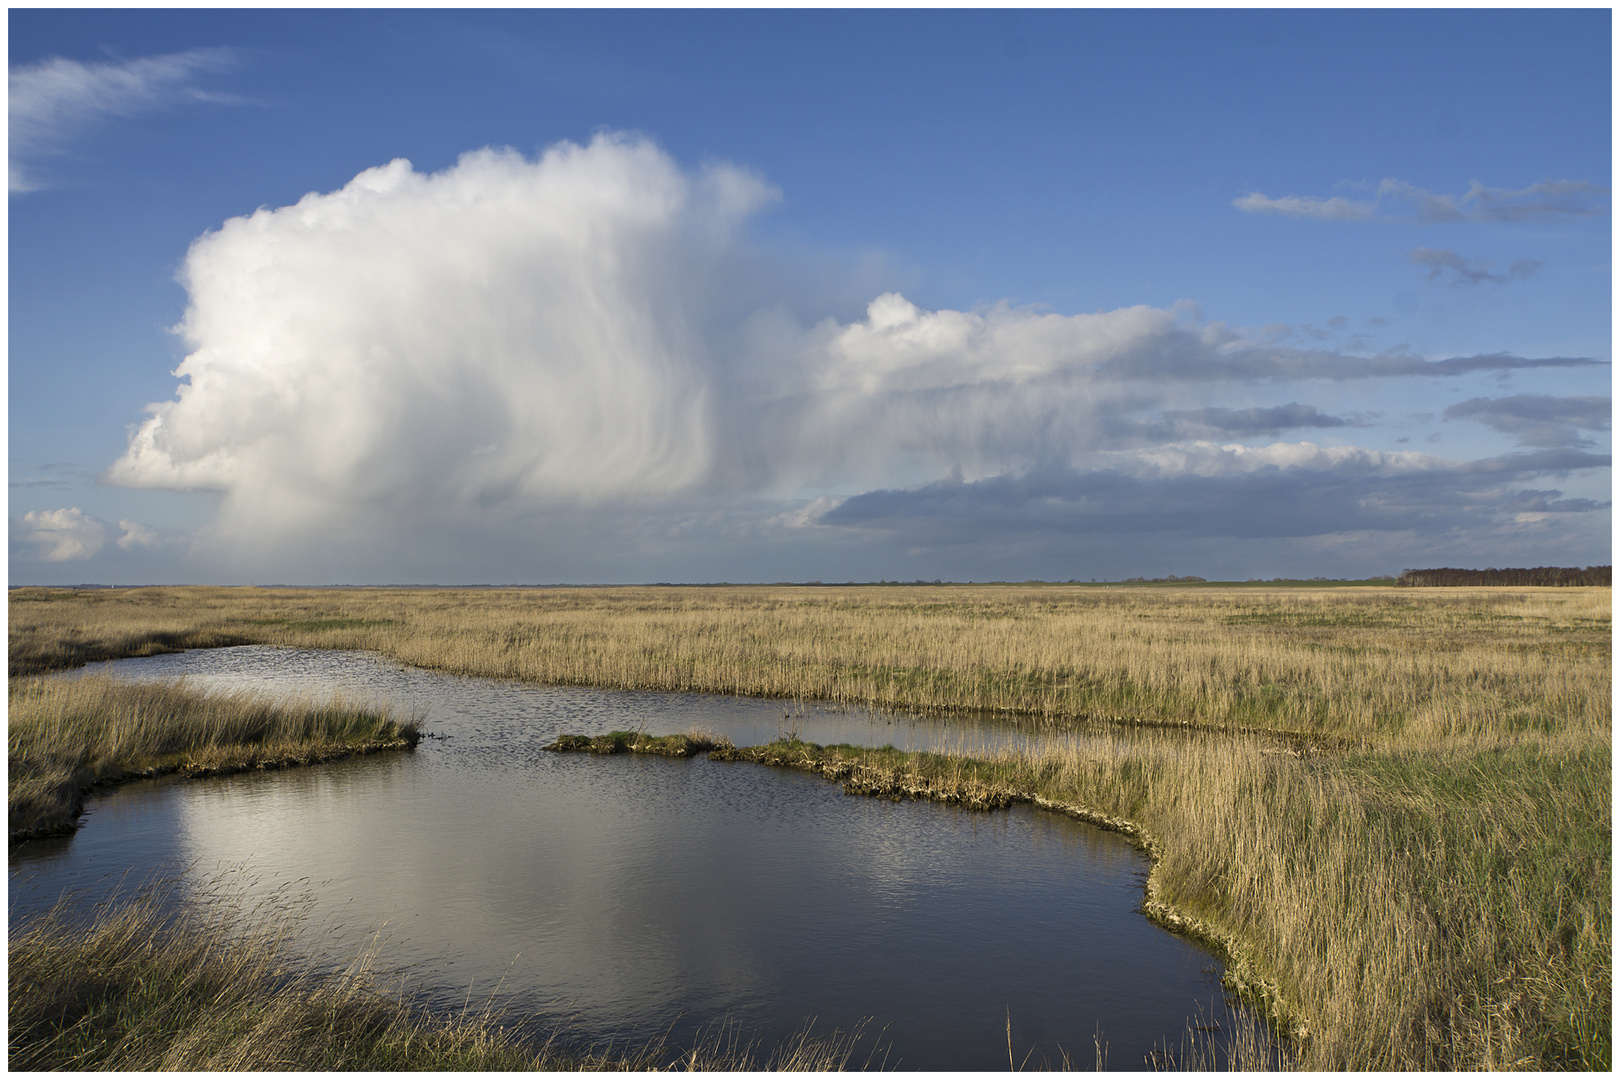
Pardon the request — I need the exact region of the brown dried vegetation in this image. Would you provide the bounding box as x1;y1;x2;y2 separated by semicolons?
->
8;583;1611;1069
8;676;417;841
9;886;875;1071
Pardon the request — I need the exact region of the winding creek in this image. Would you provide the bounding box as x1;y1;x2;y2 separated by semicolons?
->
11;646;1245;1069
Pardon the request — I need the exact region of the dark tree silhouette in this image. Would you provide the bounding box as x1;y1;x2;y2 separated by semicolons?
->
1395;566;1610;587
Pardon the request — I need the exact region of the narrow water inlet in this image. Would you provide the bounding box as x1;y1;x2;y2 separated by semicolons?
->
12;645;1253;1069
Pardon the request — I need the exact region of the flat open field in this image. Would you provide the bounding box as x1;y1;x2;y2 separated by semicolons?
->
8;584;1611;1069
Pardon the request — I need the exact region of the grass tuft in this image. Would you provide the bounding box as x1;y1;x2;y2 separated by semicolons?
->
8;885;882;1071
8;676;417;840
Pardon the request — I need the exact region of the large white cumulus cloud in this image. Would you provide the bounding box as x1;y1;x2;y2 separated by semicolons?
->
110;134;1202;534
107;134;1606;567
111;135;772;533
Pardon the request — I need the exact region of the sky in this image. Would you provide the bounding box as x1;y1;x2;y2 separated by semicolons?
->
9;8;1612;585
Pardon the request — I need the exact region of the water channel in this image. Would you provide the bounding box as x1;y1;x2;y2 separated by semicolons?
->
11;646;1241;1069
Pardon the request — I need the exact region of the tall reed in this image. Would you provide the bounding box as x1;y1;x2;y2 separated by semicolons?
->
9;585;1609;745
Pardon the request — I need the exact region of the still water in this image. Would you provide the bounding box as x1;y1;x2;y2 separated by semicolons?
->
11;646;1234;1069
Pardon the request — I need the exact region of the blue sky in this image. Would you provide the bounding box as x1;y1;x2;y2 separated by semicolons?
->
10;9;1611;584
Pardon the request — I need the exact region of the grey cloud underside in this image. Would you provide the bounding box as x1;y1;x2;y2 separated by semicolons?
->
1081;404;1354;450
1500;489;1607;514
1159;403;1350;435
819;449;1611;544
1443;394;1613;449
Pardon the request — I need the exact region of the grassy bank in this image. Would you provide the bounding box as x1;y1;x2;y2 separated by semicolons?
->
8;890;872;1071
7;584;1610;1069
8;676;418;841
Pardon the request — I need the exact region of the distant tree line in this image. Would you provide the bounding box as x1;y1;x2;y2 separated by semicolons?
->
1395;566;1611;587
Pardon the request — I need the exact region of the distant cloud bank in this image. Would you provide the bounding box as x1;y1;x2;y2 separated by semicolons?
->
818;445;1611;544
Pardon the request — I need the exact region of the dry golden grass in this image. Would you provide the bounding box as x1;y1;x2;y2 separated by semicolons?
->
8;886;875;1071
8;584;1609;744
8;583;1611;1069
8;676;417;839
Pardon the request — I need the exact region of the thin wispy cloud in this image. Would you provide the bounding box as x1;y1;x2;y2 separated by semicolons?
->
1234;177;1608;224
10;47;237;192
1230;192;1374;222
1160;403;1352;436
1408;248;1542;288
1390;179;1610;224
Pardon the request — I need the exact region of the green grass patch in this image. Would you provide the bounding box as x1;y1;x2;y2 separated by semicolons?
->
545;729;733;758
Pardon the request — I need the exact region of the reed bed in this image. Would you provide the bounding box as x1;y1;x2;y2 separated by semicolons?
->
8;676;416;840
8;584;1609;745
7;583;1610;1069
8;886;874;1071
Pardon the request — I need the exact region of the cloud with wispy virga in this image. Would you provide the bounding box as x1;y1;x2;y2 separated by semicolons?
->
106;134;1609;573
110;135;776;539
1234;177;1608;224
10;48;236;192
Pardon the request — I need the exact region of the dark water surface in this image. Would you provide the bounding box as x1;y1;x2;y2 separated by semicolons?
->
11;646;1235;1069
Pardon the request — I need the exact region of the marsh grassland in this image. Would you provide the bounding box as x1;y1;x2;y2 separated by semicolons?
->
8;583;1611;1069
8;676;417;840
